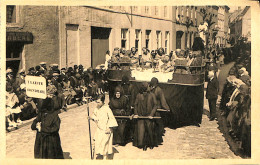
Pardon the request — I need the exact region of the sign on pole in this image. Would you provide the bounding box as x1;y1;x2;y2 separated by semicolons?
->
25;76;47;99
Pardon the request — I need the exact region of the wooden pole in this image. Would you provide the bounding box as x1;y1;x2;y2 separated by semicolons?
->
86;98;94;160
157;109;170;112
114;116;161;119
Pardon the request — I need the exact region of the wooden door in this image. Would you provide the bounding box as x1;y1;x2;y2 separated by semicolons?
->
66;24;79;67
91;27;111;68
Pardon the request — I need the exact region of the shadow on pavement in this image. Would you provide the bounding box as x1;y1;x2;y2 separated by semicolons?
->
63;152;72;159
113;147;119;153
203;109;210;117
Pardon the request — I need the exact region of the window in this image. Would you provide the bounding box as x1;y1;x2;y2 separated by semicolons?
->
176;7;180;22
6;42;24;76
156;31;162;49
132;6;138;12
121;29;129;49
155;6;159;16
6;5;16;23
165;31;170;54
145;6;150;14
194;10;197;26
191;8;193;20
181;7;184;23
145;30;151;49
185;32;188;49
135;30;141;54
164;6;168;17
120;6;125;11
6;43;23;60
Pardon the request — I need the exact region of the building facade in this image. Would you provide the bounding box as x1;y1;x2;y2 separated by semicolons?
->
173;6;200;50
6;6;176;74
6;6;60;75
59;6;174;68
229;6;251;45
8;5;230;75
215;6;230;48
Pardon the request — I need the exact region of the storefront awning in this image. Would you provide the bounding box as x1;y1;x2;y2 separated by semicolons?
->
6;32;33;43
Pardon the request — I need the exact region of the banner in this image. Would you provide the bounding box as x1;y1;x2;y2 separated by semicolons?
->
25;76;46;99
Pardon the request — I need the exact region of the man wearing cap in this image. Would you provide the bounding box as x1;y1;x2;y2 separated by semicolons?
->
14;69;26;93
6;68;15;89
206;71;219;121
74;65;79;75
220;70;237;116
60;68;68;83
238;68;251;86
51;69;67;111
28;67;36;76
70;71;84;105
39;62;48;76
34;66;41;76
39;62;47;70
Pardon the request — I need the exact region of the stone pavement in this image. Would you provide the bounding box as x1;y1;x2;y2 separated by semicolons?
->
6;93;240;159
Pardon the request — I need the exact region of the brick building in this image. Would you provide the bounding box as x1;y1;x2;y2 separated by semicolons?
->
6;6;59;75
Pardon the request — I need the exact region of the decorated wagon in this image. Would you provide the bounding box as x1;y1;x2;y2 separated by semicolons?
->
107;51;206;127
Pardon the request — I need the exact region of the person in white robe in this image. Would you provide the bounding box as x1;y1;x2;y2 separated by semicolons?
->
104;51;111;70
89;95;118;160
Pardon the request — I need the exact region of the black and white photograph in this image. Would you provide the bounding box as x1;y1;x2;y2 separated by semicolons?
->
1;1;260;164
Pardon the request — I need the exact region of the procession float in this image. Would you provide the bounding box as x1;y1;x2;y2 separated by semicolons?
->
106;49;206;127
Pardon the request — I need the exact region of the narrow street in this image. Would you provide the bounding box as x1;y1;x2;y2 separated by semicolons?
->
6;63;240;159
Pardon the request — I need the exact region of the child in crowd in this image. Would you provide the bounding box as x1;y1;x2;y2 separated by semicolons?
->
6;85;22;129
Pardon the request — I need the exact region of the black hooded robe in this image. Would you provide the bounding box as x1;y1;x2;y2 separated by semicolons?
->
31;98;64;159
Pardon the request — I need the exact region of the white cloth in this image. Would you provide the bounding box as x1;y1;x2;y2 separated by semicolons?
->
105;54;111;69
226;88;240;107
6;92;21;115
132;69;172;83
91;105;118;155
142;53;151;62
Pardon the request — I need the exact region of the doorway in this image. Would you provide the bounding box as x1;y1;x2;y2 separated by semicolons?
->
66;24;79;67
176;31;184;49
91;26;111;68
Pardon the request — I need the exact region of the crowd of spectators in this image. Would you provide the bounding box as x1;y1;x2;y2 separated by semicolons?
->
6;63;108;131
220;49;251;157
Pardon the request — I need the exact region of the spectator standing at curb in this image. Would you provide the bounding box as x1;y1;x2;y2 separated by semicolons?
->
206;71;219;121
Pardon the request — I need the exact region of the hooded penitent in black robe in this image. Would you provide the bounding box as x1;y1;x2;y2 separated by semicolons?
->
109;87;131;145
133;91;158;149
31;98;64;159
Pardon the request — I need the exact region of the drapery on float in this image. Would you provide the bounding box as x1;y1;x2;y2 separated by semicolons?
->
107;50;206;127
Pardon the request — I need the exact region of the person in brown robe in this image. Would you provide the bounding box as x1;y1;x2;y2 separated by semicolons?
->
150;77;170;140
133;82;158;150
119;75;138;142
31;96;63;159
109;86;131;146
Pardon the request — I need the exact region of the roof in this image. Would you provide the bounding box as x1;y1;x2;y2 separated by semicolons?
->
229;6;250;24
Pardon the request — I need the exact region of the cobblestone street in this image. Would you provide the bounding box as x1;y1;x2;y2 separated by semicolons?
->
6;85;240;159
